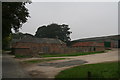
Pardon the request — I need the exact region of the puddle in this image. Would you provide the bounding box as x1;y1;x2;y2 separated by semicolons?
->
38;60;87;68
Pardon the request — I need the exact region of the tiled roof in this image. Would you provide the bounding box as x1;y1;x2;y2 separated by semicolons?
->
17;37;66;44
72;42;104;47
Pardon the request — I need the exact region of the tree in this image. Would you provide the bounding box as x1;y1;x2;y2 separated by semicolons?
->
12;32;34;39
35;23;72;45
2;2;30;49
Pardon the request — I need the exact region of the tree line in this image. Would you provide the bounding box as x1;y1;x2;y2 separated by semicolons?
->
12;23;72;46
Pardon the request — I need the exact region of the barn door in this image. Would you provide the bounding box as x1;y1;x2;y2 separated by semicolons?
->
104;42;111;48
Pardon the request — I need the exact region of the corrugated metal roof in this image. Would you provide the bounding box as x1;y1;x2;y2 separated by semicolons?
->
72;35;120;42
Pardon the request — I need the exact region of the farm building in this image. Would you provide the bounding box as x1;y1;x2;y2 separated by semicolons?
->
12;36;67;56
71;35;120;49
12;35;107;56
72;42;105;52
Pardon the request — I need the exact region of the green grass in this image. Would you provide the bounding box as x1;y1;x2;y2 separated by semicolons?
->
56;62;120;79
40;51;105;57
15;51;105;58
23;58;68;63
55;62;119;79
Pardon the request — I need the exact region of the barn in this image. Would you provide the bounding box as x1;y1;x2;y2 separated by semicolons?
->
72;42;105;52
12;36;106;57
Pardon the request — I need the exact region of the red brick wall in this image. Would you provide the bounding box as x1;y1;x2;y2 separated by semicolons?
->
71;46;105;53
111;41;118;48
12;42;67;55
14;48;32;56
12;42;105;56
71;42;105;53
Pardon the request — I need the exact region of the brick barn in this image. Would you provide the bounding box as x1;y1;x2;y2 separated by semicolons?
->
12;36;66;56
72;42;105;52
12;36;105;56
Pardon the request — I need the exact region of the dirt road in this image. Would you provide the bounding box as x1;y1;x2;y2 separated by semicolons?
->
2;52;30;78
18;49;119;78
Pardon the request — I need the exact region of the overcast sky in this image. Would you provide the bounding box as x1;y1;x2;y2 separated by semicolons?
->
20;2;118;40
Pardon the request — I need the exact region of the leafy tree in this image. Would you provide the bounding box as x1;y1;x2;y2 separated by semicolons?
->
2;2;30;49
35;23;72;45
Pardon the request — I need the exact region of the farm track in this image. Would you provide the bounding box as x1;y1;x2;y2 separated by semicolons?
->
18;49;119;78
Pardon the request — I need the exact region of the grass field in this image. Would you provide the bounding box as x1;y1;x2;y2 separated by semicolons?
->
55;62;119;79
40;51;105;57
23;58;68;63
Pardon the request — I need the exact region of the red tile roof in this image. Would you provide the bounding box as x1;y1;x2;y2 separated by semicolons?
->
72;42;104;47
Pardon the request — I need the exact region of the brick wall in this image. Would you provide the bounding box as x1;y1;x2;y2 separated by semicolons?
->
72;41;105;53
12;42;67;55
12;42;105;56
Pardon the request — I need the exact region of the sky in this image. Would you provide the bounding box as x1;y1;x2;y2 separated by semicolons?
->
19;2;118;40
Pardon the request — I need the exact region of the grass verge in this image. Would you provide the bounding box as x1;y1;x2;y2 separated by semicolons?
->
55;61;119;79
40;51;105;57
23;58;68;63
15;51;105;58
